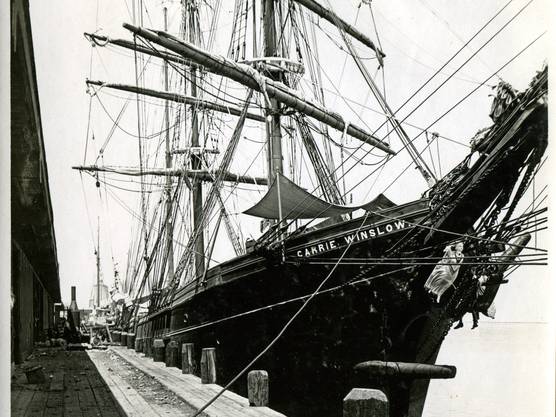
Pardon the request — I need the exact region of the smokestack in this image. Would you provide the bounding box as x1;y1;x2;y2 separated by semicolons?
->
68;285;81;333
69;286;78;312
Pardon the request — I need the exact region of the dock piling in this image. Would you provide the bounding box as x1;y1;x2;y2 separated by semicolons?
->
165;340;179;368
200;347;216;384
127;333;135;349
247;370;269;407
343;388;388;417
153;339;165;362
182;343;196;374
144;338;153;357
120;332;128;347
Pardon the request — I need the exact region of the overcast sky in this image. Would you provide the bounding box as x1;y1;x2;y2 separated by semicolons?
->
29;0;549;317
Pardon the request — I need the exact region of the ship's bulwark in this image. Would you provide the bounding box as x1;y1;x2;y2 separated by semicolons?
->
134;70;547;417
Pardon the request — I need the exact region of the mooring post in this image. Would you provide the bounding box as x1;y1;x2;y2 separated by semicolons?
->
153;339;166;362
165;340;179;368
148;338;154;357
200;347;216;384
135;337;143;353
127;333;135;349
247;370;269;407
343;388;389;417
182;343;196;374
143;338;151;357
120;332;128;347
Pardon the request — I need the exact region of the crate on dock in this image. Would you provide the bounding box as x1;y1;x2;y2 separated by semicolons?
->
24;365;45;384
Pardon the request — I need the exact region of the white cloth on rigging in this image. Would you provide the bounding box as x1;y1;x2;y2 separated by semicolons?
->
243;173;395;219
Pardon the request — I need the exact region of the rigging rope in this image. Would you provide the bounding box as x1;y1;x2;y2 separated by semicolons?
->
262;29;546;244
372;0;535;157
190;210;373;417
292;1;520;196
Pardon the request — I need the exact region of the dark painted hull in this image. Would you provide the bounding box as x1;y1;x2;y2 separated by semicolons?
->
135;73;547;417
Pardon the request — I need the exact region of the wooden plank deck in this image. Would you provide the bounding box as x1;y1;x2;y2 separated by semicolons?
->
11;349;125;417
90;351;163;417
108;346;287;417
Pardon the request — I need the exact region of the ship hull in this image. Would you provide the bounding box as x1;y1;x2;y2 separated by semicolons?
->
134;73;547;417
149;206;437;417
136;203;471;416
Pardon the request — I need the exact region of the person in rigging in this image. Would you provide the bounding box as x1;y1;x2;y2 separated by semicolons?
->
454;273;490;329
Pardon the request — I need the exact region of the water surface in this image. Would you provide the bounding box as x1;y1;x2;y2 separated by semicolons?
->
423;321;552;417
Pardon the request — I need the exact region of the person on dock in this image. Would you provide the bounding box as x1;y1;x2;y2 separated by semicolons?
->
424;242;465;303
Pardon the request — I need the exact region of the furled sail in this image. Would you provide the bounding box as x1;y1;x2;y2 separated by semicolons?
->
244;173;395;219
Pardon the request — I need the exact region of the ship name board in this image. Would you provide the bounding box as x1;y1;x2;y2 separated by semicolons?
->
294;219;408;258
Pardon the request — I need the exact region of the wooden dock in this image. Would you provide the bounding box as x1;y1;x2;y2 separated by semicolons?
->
11;348;124;417
96;346;286;417
12;345;389;417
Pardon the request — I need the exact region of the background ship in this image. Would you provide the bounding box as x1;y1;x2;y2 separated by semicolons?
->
70;1;548;416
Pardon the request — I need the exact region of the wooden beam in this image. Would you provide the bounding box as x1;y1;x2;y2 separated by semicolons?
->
87;79;265;122
292;0;385;59
85;32;189;66
122;23;395;155
72;165;268;186
354;360;457;379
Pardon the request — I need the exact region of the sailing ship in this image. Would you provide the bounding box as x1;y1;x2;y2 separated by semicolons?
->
75;1;548;416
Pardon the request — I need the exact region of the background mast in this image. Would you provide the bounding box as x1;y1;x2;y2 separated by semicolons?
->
163;5;174;286
96;217;100;308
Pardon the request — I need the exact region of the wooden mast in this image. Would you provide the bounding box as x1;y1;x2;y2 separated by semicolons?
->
96;217;100;308
121;23;395;155
262;0;284;185
188;0;205;279
163;6;174;288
